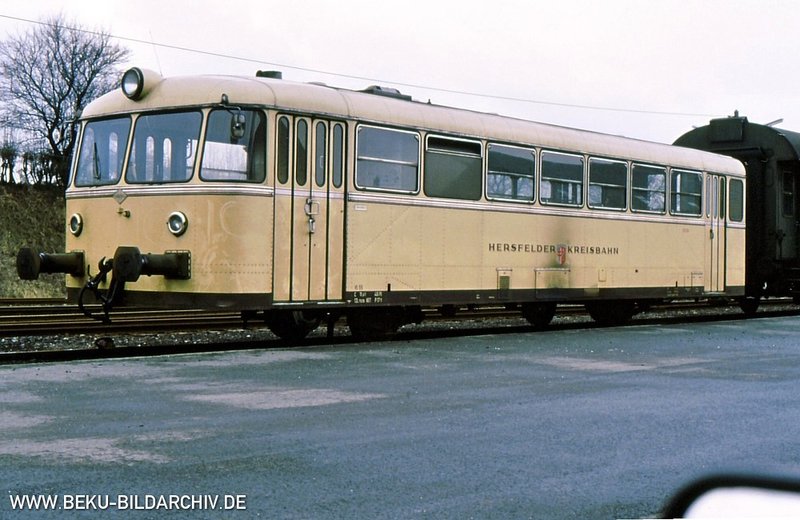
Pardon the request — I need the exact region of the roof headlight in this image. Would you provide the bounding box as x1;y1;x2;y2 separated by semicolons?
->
167;211;188;237
68;213;83;236
120;67;162;101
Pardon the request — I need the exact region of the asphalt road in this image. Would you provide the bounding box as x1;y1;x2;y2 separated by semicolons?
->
3;315;800;519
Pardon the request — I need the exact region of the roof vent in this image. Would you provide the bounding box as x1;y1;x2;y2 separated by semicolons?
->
256;70;282;79
361;85;412;101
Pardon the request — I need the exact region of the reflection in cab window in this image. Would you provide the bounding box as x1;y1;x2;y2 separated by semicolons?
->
631;164;666;213
588;157;627;210
671;169;702;216
126;111;201;184
540;151;584;207
75;117;131;187
487;144;535;202
201;109;266;182
356;126;419;192
423;136;482;200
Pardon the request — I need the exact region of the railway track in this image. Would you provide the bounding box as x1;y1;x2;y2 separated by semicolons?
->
1;298;798;364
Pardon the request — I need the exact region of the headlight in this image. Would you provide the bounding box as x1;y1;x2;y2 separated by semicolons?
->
120;67;162;101
167;211;188;237
121;68;144;100
68;213;83;236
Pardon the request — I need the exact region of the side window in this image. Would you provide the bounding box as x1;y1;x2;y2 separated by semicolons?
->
424;135;482;200
487;144;535;202
540;151;584;207
277;116;290;184
332;123;344;188
671;169;703;216
588;157;627;210
631;164;666;213
729;178;744;222
356;126;419;192
295;119;308;186
200;109;266;182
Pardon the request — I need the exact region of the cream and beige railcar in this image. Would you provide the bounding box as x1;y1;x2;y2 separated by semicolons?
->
16;68;746;339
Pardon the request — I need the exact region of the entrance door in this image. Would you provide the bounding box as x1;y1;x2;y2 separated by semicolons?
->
707;174;726;292
274;115;345;302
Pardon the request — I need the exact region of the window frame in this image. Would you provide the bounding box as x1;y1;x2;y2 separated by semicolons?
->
486;143;536;204
423;134;483;201
539;150;585;208
125;110;202;185
355;125;420;194
587;156;628;211
669;168;703;217
199;108;267;183
630;163;667;215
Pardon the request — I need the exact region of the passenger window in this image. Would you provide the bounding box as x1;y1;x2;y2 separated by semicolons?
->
200;109;267;182
296;119;308;186
671;169;702;216
631;164;666;213
729;178;744;222
487;144;535;202
332;123;344;188
315;122;326;187
540;151;584;207
356;126;419;192
588;158;627;210
277;116;290;184
424;135;482;200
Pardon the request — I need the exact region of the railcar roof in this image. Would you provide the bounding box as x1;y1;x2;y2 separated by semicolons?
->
84;72;745;176
675;115;800;162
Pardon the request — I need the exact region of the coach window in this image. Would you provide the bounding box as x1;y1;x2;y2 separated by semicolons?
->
424;135;482;200
127;111;201;183
588;157;627;210
356;126;419;192
729;178;744;222
486;144;535;202
200;109;266;182
332;123;344;188
670;169;702;216
540;151;584;207
296;119;308;186
75;117;131;186
277;116;290;184
315;122;326;187
631;164;666;213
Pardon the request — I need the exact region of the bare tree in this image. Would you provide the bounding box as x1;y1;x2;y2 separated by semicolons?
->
0;15;130;187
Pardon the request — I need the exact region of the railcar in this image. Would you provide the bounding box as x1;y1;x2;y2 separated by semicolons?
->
675;114;800;313
17;68;747;339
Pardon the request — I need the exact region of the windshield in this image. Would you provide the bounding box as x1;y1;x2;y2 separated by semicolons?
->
126;111;202;184
74;117;131;187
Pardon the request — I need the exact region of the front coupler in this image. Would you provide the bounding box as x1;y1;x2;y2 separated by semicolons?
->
79;247;191;322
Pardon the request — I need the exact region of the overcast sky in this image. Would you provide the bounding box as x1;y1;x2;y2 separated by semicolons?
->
0;0;796;143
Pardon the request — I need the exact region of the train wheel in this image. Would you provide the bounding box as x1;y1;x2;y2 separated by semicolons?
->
739;296;760;316
521;302;556;329
347;308;403;341
265;310;321;341
585;300;635;326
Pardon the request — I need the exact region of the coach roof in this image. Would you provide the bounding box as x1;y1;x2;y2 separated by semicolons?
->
83;70;745;176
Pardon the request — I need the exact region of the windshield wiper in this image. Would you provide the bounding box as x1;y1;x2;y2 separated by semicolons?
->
92;142;102;181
